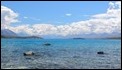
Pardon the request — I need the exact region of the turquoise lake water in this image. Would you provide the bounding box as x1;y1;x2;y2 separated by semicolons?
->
1;39;121;69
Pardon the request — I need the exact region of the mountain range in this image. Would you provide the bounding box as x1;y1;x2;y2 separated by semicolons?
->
1;29;42;39
1;29;121;39
1;29;17;38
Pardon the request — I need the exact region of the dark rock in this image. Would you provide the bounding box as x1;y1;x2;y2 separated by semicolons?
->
97;51;104;54
43;43;51;46
12;50;18;52
73;56;80;58
25;57;32;59
23;51;34;56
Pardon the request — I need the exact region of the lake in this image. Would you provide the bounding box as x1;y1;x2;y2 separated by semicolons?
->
1;39;121;69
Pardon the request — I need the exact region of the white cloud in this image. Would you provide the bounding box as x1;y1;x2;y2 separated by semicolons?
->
92;2;121;19
109;2;115;9
8;24;34;36
90;1;121;34
115;1;121;8
2;1;121;38
1;6;19;29
23;16;28;19
24;16;41;21
65;13;72;16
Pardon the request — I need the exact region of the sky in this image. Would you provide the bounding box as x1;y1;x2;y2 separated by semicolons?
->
1;1;121;38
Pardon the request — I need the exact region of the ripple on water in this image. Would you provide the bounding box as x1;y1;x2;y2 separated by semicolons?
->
1;39;121;69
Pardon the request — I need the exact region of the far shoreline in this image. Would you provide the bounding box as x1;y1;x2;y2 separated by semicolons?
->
1;37;121;40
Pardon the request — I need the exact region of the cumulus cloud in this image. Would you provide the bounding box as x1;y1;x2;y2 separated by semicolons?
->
2;1;121;38
1;6;19;29
92;1;121;19
91;1;121;34
8;25;34;35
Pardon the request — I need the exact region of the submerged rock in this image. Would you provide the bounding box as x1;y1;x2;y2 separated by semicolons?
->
17;66;28;69
12;50;18;52
97;51;104;54
43;43;51;46
73;55;80;58
23;51;34;56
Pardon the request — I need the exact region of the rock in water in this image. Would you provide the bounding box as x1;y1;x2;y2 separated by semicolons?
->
97;51;104;54
23;51;34;56
44;43;51;46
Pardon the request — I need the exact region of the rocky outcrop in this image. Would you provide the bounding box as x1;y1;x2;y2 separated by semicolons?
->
23;51;34;56
97;51;104;54
43;43;51;46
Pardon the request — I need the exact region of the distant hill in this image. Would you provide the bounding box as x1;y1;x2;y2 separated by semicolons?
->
73;38;85;39
72;37;121;40
1;29;42;39
14;36;42;39
105;37;121;39
1;29;17;38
